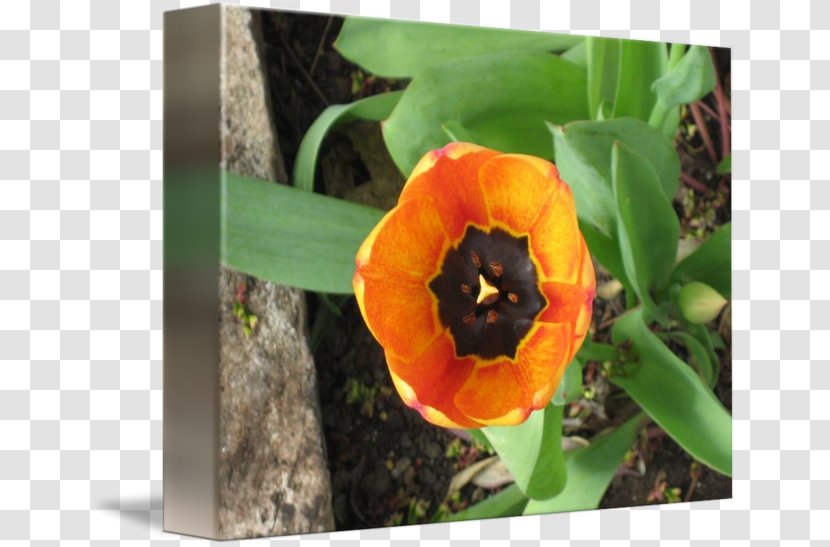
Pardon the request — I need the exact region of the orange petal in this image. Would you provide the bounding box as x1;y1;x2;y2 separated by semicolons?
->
355;208;392;272
360;268;442;363
454;322;573;424
539;282;591;333
529;181;582;284
578;237;597;292
478;154;559;234
386;331;482;429
454;362;531;426
518;322;573;409
399;143;499;243
356;196;450;361
358;195;450;280
573;238;596;354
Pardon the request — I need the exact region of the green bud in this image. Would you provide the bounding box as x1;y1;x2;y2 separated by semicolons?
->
678;281;727;324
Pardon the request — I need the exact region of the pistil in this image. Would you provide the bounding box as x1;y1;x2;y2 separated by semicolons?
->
476;274;500;304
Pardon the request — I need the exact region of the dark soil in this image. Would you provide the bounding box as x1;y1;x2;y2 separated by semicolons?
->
258;10;732;530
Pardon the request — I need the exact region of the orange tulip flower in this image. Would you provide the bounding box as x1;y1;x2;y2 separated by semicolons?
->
353;142;595;428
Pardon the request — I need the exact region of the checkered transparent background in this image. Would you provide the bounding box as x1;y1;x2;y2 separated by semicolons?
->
0;0;822;543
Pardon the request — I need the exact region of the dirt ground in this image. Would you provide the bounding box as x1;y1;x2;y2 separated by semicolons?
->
258;11;732;530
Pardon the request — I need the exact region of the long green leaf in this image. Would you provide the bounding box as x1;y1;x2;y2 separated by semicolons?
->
384;51;588;176
523;413;645;514
612;141;679;321
652;45;716;110
483;404;567;500
671;223;732;298
561;40;588;70
664;331;715;386
292;91;402;192
685;322;722;388
578;219;632;294
221;170;384;294
613;40;668;121
440;484;528;522
551;118;680;238
610;309;732;476
586;37;620;119
335;17;583;79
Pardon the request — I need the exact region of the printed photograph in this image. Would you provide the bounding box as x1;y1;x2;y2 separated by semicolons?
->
164;5;732;539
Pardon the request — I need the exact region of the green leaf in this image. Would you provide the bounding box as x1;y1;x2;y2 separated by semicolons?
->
561;40;588;70
440;484;529;522
551;118;680;238
586;37;620;121
610;309;732;476
576;340;619;364
552;359;583;406
335;17;583;79
613;40;668;121
523;413;645;513
293;91;402;192
483;404;567;500
384;51;589;176
652;45;716;110
717;155;731;174
685;322;722;387
440;120;475;143
221;170;384;294
578;219;632;294
612;141;680;321
665;331;716;387
671;223;732;298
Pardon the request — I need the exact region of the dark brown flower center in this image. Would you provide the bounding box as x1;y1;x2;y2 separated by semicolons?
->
429;225;546;359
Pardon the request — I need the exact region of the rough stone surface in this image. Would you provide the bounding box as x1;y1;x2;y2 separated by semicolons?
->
217;6;334;538
221;6;288;184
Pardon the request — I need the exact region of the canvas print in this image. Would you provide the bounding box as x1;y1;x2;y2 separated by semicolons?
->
163;4;732;540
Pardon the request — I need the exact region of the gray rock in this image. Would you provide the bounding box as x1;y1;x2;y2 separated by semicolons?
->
216;5;334;539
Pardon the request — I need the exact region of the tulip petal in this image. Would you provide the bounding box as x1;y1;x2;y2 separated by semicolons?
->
360;268;443;363
386;331;482;428
455;322;572;424
356;196;450;361
355;207;392;271
454;362;531;426
399;142;498;243
478;154;560;234
518;322;573;409
358;195;450;279
529;182;582;284
539;282;591;336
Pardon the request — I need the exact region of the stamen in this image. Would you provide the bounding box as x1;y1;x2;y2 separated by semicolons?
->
486;310;498;323
489;261;503;277
470;251;482;269
461;283;472;294
476;274;499;304
463;312;477;324
507;292;519;303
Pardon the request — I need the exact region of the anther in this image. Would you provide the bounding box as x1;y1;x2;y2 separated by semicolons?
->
463;312;477;324
486;310;498;324
507;292;519;303
461;283;472;295
470;251;482;269
489;261;503;277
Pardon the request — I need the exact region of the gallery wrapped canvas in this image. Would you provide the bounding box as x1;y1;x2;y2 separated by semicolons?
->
163;4;732;540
